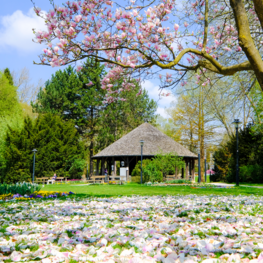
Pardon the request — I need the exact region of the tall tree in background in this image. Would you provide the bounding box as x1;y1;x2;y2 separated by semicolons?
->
156;115;181;142
3;68;13;86
167;86;219;181
12;67;43;104
249;82;263;128
95;85;157;152
32;59;105;173
0;72;23;165
167;95;198;152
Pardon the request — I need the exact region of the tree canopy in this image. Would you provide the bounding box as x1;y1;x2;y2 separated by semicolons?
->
0;72;23;164
32;0;263;98
214;124;263;183
3;68;13;86
32;60;157;174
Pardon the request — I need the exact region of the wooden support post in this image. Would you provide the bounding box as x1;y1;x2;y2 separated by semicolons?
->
90;158;93;176
192;159;195;182
126;157;129;179
114;159;116;176
96;159;99;175
112;157;116;176
185;159;189;180
101;158;105;175
175;166;178;179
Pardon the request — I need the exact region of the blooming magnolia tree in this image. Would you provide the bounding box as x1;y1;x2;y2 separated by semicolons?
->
32;0;263;102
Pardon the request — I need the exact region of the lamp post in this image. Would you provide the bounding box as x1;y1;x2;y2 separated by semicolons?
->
210;153;212;180
204;150;207;183
232;119;242;186
198;142;201;183
32;149;37;183
140;140;144;184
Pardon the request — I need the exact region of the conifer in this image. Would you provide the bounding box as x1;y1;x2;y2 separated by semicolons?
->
2;114;85;183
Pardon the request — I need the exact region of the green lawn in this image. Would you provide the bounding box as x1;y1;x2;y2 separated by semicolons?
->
240;183;263;187
43;183;263;197
195;175;210;183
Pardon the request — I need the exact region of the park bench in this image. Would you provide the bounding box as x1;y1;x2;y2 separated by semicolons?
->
35;177;67;184
108;176;127;184
165;175;176;181
55;177;67;183
35;177;50;184
86;175;105;184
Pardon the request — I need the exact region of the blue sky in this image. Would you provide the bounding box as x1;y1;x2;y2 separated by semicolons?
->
0;0;176;118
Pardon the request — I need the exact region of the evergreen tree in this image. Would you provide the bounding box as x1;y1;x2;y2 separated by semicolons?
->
95;86;157;152
32;59;106;173
3;68;13;86
214;125;263;183
2;113;85;183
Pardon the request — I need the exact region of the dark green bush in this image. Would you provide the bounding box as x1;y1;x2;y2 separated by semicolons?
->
239;164;263;183
2;113;85;183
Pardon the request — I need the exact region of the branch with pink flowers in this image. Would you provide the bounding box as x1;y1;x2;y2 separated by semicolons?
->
31;0;263;99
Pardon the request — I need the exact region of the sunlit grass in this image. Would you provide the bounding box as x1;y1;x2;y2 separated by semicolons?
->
43;183;263;197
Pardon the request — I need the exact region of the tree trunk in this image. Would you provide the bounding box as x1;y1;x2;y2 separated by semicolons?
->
253;0;263;30
230;0;263;90
89;107;94;176
200;88;205;182
198;85;205;182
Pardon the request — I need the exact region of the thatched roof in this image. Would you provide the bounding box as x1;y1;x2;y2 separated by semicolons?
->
93;123;197;159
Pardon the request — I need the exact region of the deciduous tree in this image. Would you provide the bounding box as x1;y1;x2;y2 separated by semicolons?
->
31;0;263;98
0;72;23;164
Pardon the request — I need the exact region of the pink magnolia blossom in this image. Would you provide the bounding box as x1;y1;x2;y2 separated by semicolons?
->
74;15;82;22
76;65;83;72
174;24;179;31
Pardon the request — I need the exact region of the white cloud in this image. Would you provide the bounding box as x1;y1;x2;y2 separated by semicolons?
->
156;107;169;118
142;80;177;119
0;8;46;53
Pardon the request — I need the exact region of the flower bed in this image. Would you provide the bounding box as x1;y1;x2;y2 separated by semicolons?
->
0;191;74;201
0;182;41;195
0;195;263;262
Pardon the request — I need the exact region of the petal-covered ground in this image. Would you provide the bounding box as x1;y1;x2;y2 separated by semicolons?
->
0;195;263;262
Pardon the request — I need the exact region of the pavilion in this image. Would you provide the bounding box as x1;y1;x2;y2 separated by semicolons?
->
92;123;198;180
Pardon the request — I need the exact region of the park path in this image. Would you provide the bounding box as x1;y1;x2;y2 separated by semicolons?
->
209;182;263;188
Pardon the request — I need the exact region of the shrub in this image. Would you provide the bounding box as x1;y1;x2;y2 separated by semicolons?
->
0;182;41;195
131;176;141;183
165;179;191;184
132;152;185;183
144;161;163;182
239;164;263;183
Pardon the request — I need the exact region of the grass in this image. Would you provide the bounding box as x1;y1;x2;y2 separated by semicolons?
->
194;175;211;183
240;183;263;187
43;182;263;197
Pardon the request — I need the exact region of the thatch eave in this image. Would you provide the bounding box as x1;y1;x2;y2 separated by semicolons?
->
93;123;198;159
92;154;197;159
